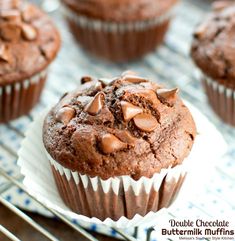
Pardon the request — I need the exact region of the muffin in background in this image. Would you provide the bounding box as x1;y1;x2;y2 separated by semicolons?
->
43;71;196;221
0;0;60;123
62;0;178;62
191;1;235;126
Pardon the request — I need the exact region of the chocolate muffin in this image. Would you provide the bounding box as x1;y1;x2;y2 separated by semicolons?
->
62;0;178;62
43;71;196;221
0;0;60;123
191;1;235;126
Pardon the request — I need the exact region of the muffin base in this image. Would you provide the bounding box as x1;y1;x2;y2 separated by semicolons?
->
0;71;47;123
50;157;186;221
63;6;173;62
203;77;235;126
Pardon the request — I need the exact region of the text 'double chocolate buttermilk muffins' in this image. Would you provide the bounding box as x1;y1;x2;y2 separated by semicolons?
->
62;0;178;62
191;1;235;126
0;0;60;123
43;71;196;221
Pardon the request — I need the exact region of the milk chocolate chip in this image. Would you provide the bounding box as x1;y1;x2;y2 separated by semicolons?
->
0;9;21;22
193;23;208;39
122;75;148;84
81;76;92;84
212;0;234;11
156;88;178;106
1;23;21;41
117;130;136;147
0;44;10;62
101;133;127;154
133;113;158;132
21;4;38;22
22;23;37;41
56;106;75;125
120;101;143;122
98;77;116;87
84;92;105;115
127;88;159;105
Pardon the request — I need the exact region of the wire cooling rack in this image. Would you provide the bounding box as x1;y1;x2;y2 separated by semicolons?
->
1;0;235;240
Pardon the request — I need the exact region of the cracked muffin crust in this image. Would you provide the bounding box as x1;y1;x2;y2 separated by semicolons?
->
0;0;60;85
63;0;178;22
43;72;196;180
0;0;60;123
191;1;235;88
191;1;235;126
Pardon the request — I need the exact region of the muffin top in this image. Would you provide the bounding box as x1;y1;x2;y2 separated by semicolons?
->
62;0;178;22
0;0;60;86
43;71;196;180
191;1;235;87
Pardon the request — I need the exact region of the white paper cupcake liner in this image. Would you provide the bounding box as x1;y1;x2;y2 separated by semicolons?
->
0;70;47;123
17;101;227;228
47;149;186;221
61;4;177;61
203;76;235;126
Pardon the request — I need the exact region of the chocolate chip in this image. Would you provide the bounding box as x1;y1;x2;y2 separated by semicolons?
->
117;131;136;147
81;76;93;84
0;9;21;22
84;92;105;115
11;0;20;8
193;23;208;39
120;101;143;122
100;133;127;154
133;113;158;132
0;23;21;41
212;1;234;11
0;44;10;62
126;88;159;105
22;23;37;41
56;106;75;125
21;4;37;22
98;77;116;87
39;42;54;60
156;88;179;106
122;75;148;84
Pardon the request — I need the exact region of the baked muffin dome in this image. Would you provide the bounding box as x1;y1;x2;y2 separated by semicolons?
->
43;72;196;180
191;1;235;88
63;0;178;22
0;0;60;85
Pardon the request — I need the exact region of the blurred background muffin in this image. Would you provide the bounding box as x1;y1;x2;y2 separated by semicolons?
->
61;0;179;62
43;71;196;221
0;0;60;123
191;0;235;126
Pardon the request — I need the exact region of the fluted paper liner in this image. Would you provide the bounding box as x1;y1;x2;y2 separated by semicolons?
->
203;76;235;126
62;4;177;61
48;151;185;221
18;102;227;228
0;70;47;123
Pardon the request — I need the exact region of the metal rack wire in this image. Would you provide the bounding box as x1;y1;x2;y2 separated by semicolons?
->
0;0;235;240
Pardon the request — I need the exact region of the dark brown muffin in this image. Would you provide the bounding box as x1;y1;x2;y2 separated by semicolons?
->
43;71;196;220
0;0;60;123
62;0;178;62
191;0;235;126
